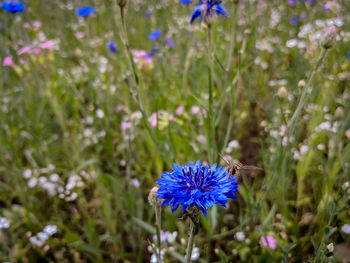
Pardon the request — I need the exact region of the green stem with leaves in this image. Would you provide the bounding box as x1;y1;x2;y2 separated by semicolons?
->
287;49;328;136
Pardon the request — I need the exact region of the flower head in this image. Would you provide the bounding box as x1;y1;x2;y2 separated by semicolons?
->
2;1;25;13
108;41;118;53
76;6;94;17
156;160;238;216
148;29;161;40
190;0;229;24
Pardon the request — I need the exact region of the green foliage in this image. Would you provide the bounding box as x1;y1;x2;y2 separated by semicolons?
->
0;0;350;262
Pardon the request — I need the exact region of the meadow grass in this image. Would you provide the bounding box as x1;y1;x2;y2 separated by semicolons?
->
0;0;350;262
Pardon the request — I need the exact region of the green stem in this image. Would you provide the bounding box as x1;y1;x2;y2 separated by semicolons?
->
287;49;328;136
116;5;161;149
155;204;162;259
185;219;196;263
207;25;216;164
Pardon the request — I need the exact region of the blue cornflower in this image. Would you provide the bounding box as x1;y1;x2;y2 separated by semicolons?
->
148;29;160;41
108;41;118;53
347;51;350;58
156;160;239;216
181;0;191;4
76;6;94;17
190;0;229;24
2;1;25;13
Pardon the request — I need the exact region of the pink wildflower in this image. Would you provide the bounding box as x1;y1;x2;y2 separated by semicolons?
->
3;56;13;67
39;40;55;49
151;112;157;128
121;121;132;131
260;235;277;249
176;105;184;116
17;46;32;55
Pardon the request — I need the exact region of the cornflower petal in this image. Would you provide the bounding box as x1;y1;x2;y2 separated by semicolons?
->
190;5;203;24
214;4;229;17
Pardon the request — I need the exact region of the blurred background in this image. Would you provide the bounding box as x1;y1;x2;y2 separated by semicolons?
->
0;0;350;262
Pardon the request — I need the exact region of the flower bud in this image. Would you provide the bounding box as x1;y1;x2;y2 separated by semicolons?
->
148;186;162;207
277;86;288;100
298;80;306;87
321;26;340;49
117;0;127;9
327;243;334;252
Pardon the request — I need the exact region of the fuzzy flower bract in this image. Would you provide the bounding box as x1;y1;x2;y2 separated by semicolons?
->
156;160;238;216
190;0;229;24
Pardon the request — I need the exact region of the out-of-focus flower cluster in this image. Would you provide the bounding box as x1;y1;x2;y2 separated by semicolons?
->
29;225;58;247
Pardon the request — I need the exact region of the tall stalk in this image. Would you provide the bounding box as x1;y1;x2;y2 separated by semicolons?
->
207;25;216;164
115;3;161;149
287;49;328;136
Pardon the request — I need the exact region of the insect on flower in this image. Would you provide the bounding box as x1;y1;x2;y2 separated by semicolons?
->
219;153;263;180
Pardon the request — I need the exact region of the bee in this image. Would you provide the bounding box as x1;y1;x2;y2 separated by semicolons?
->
219;153;263;180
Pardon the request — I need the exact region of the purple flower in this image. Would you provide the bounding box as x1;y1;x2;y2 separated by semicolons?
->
323;2;333;12
165;38;175;48
148;29;160;40
2;1;25;13
190;0;229;24
108;41;118;53
287;0;297;6
76;6;94;17
290;16;299;26
146;9;152;18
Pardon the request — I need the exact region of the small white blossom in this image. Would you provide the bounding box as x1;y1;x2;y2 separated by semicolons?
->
327;243;334;252
28;178;38;188
96;109;105;119
341;224;350;234
23;169;32;178
300;145;309;155
191;247;200;260
0;217;10;229
43;225;57;236
235;231;245;241
29;236;44;247
49;173;59;182
228;140;239;149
